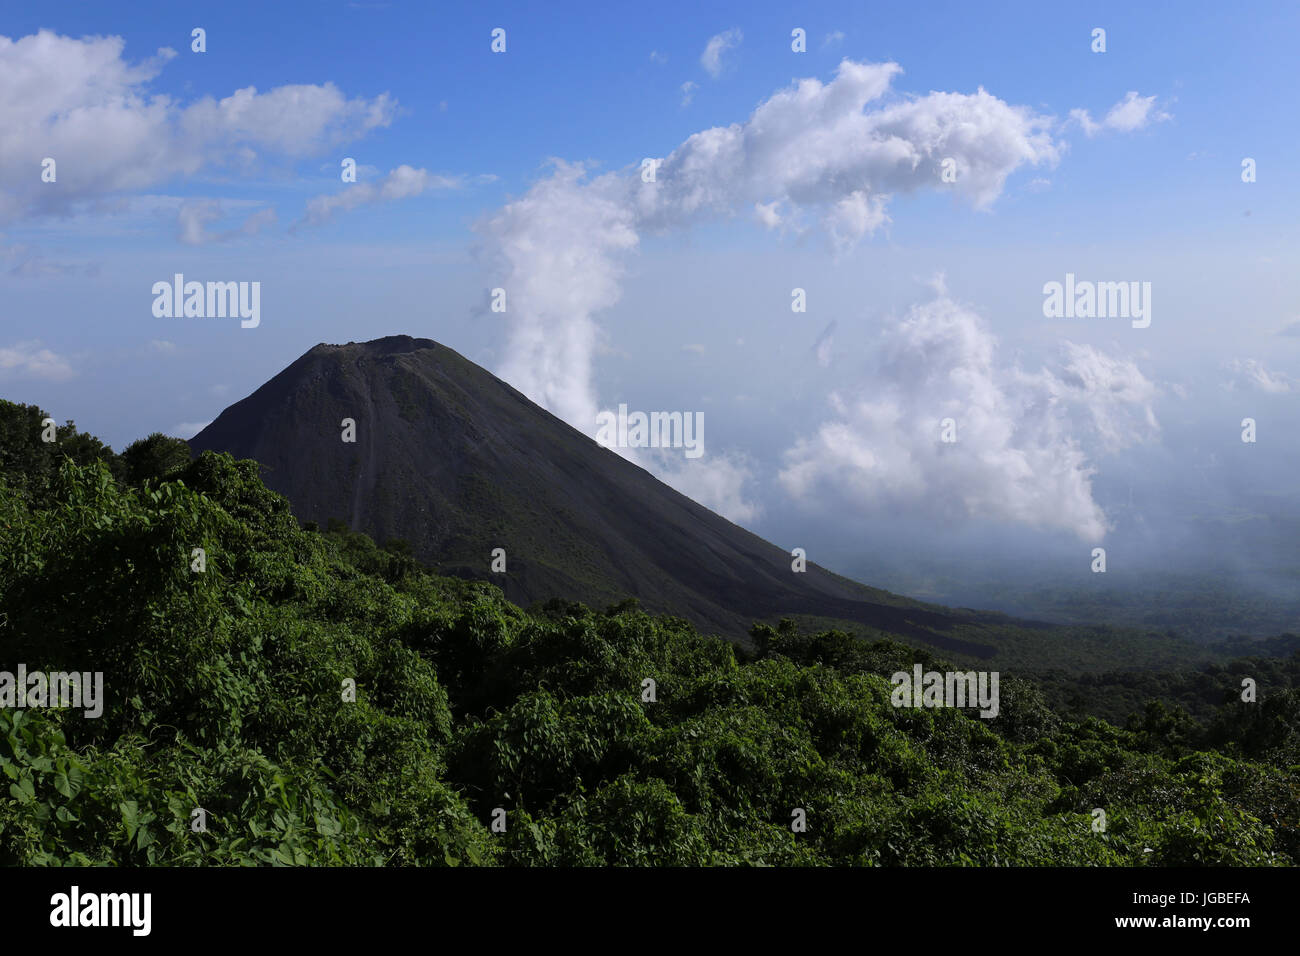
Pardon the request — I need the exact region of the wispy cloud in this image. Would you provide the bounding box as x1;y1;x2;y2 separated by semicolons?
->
700;28;742;78
1226;358;1295;394
177;201;277;245
0;243;98;277
0;341;75;381
293;165;462;229
1070;91;1171;137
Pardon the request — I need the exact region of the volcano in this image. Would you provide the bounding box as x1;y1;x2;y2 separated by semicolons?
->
190;335;995;651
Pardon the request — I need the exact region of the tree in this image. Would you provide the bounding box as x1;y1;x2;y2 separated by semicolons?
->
0;400;122;497
120;432;192;486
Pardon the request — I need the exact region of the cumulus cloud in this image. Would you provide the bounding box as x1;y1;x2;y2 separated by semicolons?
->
778;289;1159;542
634;60;1060;227
0;30;396;225
1226;358;1295;394
480;60;1061;435
0;341;74;381
294;165;458;229
1070;91;1170;137
700;28;742;78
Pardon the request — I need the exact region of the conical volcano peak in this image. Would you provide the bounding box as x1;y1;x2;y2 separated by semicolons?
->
310;335;446;357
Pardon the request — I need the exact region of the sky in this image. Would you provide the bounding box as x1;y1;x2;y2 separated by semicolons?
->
2;1;1298;613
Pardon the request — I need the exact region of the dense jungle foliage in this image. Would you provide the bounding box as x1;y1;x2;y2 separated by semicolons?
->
0;399;1297;865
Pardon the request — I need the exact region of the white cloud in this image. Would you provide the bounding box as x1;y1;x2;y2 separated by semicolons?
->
824;190;890;253
753;200;783;228
1226;358;1295;394
650;50;668;65
700;28;742;78
680;80;698;107
0;341;74;381
0;30;396;225
1070;91;1170;137
481;159;638;429
637;60;1059;225
1025;341;1160;454
294;165;459;229
480;60;1062;438
778;289;1159;542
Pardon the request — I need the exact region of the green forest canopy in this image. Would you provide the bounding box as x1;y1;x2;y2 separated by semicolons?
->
0;399;1296;866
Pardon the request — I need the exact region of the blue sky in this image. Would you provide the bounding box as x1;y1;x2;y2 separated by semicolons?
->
2;1;1298;597
8;0;1299;248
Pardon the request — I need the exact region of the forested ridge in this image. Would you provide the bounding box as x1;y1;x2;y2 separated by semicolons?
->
1;400;1296;866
